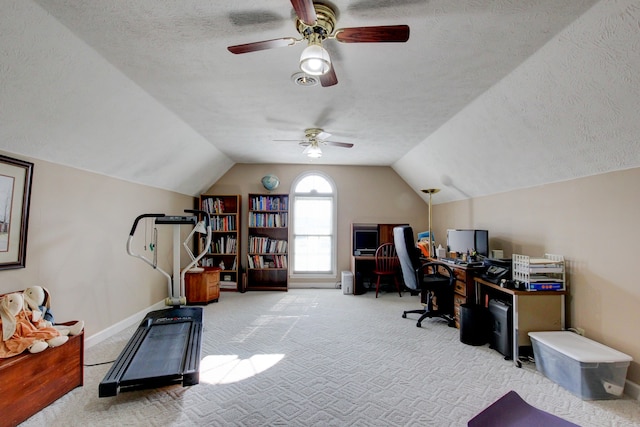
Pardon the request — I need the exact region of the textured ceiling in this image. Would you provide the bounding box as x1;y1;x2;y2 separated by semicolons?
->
1;0;639;200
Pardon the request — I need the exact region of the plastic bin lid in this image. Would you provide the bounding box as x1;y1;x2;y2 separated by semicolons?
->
528;331;632;364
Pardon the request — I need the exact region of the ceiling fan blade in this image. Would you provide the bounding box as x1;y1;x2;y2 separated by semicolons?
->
320;66;338;87
274;139;312;147
324;141;354;148
316;131;332;140
334;25;410;43
290;0;317;26
228;37;297;54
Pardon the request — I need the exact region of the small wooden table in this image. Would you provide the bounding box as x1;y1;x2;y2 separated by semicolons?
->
185;267;221;304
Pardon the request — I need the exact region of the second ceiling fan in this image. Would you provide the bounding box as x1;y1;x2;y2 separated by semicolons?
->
275;128;354;158
227;0;410;87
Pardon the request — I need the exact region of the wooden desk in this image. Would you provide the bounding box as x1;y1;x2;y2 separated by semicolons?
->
425;258;482;328
350;223;406;295
474;277;566;367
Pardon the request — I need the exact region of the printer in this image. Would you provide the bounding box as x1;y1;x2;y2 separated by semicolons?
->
480;258;512;284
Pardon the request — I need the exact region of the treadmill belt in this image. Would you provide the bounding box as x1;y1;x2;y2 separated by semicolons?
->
121;322;191;382
99;306;203;397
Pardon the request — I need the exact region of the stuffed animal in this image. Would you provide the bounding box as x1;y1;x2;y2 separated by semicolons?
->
0;293;67;358
22;286;84;336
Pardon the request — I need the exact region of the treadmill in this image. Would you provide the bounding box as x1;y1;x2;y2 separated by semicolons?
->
99;210;212;397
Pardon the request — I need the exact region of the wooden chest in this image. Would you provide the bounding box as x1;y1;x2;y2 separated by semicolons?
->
0;322;83;427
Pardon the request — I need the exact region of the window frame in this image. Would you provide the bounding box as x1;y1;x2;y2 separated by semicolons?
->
290;171;337;279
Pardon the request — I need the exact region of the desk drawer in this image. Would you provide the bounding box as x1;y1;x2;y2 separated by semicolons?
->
454;281;467;296
453;268;466;282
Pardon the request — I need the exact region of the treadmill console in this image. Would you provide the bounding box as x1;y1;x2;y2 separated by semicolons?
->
155;215;197;225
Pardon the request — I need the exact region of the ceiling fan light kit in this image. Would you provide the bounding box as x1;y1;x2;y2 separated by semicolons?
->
306;145;323;158
299;42;331;76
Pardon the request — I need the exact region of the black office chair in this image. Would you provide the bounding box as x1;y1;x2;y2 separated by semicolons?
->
394;225;456;327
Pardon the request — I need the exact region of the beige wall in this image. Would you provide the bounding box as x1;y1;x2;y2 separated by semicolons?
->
0;152;194;337
433;167;640;383
205;164;429;283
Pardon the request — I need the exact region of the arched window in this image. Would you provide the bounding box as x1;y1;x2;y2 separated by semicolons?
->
291;172;336;276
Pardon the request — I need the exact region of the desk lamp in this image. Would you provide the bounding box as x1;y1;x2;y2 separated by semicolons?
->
421;188;440;257
183;220;207;272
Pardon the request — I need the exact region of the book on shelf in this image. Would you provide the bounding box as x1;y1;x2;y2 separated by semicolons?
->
203;197;226;214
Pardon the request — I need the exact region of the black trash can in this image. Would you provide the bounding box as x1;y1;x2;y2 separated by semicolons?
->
460;303;490;346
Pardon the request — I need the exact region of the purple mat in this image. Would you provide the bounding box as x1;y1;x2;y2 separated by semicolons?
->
468;391;580;427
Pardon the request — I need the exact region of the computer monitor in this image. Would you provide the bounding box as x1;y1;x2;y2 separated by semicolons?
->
353;228;379;256
446;229;489;257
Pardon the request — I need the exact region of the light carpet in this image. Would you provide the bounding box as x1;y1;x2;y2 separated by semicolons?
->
20;289;639;426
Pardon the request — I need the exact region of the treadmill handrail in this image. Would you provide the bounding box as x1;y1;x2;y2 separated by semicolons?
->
129;213;165;237
126;213;173;295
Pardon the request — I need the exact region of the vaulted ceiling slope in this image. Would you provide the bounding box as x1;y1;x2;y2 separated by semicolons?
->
1;1;638;199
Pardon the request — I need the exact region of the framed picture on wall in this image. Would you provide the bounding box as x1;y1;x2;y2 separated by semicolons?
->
0;154;34;270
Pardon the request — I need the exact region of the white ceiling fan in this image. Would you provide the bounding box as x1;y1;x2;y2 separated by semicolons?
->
275;128;354;158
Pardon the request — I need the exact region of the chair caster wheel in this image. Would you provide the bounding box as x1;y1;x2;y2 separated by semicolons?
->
402;312;407;318
416;322;421;327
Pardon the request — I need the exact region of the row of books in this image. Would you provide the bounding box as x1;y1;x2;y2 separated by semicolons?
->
202;197;226;214
248;236;288;254
247;254;288;269
208;236;237;254
248;213;288;227
211;215;236;231
249;196;288;211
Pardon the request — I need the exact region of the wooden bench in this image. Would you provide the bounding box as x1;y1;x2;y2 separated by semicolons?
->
0;307;84;427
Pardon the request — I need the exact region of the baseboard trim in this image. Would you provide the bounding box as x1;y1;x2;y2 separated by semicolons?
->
85;300;165;348
625;379;640;400
289;283;340;289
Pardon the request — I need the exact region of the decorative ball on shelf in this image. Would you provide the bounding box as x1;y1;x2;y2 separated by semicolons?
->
261;174;280;191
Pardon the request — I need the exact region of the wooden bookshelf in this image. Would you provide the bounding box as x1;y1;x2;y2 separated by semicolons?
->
246;193;289;291
200;194;241;292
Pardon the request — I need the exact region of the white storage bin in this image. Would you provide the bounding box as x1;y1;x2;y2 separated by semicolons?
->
529;331;632;400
